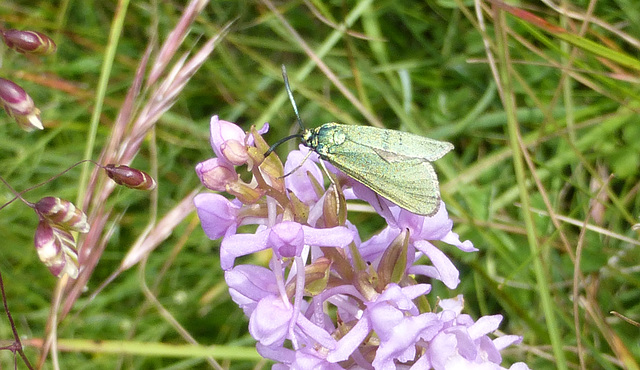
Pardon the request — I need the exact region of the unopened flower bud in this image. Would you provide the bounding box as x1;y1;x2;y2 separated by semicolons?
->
220;139;249;166
322;186;346;227
34;221;79;278
210;116;249;165
104;164;157;190
377;230;409;287
302;257;331;295
0;78;43;131
226;181;265;205
1;29;56;55
34;197;90;233
196;158;238;191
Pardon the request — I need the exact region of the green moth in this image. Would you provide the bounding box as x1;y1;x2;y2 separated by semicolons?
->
272;66;454;216
301;122;453;216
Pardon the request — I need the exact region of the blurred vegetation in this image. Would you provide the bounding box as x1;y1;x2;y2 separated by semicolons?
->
0;0;638;368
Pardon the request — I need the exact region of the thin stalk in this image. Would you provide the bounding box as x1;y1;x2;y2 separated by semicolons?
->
494;8;568;369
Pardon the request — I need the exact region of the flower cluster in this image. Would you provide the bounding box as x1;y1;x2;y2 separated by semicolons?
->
194;116;530;369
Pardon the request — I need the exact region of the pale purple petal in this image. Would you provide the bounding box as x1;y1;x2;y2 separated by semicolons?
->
220;227;270;270
446;326;476;359
350;181;395;221
438;295;464;314
225;265;279;316
249;295;291;347
408;265;441;282
209;115;243;152
403;203;452;241
411;240;460;288
194;193;239;240
428;331;458;369
373;313;441;370
441;230;478;252
257;122;269;135
456;314;476;327
327;315;371;363
374;284;425;313
369;304;404;340
358;226;401;262
319;285;366;322
469;315;503;339
295;312;337;350
256;343;294;364
284;147;323;204
478;335;502;363
493;335;522;350
399;284;431;301
301;225;354;248
289;348;343;369
269;221;306;258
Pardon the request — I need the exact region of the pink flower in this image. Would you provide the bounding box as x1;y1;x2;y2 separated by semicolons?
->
219;221;354;270
194;117;529;369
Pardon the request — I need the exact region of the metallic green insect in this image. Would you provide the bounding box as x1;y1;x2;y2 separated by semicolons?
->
270;66;454;216
301;122;452;216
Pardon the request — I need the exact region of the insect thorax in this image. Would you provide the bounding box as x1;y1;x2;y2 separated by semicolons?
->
301;128;318;148
302;123;348;158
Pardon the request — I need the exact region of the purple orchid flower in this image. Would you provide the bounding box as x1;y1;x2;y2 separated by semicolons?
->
194;117;530;369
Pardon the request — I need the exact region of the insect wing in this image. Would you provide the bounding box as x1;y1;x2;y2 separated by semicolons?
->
325;137;442;216
328;123;454;162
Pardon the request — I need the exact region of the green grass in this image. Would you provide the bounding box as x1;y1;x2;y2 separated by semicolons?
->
0;0;638;368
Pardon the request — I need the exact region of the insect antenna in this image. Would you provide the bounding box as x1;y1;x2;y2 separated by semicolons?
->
264;132;303;157
264;65;306;158
281;64;305;131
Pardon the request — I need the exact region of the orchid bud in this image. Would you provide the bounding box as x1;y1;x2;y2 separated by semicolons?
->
225;181;265;205
34;221;79;278
1;29;56;55
377;230;409;288
210;116;249;165
104;164;157;190
34;197;90;233
219;139;249;166
196;158;238;191
0;78;43;131
301;257;331;295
